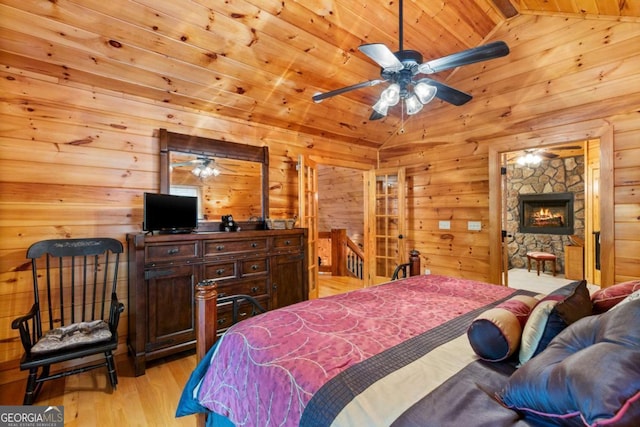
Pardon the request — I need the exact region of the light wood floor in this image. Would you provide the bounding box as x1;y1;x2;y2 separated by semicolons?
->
4;272;571;425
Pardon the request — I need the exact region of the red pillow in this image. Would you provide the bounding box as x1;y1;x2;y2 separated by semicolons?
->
592;280;640;314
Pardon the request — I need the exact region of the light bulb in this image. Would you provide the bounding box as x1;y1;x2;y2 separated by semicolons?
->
414;82;437;104
381;83;400;106
405;95;424;115
372;98;390;116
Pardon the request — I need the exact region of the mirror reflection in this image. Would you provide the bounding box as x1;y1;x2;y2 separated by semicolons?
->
168;151;263;222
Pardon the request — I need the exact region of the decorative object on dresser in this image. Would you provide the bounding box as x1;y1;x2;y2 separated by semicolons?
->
126;229;308;376
11;238;124;405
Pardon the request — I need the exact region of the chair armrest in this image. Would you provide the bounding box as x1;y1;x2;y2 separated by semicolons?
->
109;293;125;332
391;263;410;280
11;303;38;353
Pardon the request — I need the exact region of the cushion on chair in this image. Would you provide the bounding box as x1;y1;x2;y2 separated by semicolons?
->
31;320;112;354
526;252;556;260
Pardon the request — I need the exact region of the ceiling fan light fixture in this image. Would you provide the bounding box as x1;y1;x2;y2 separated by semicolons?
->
405;95;424;115
372;98;391;116
414;82;437;104
381;83;401;106
192;164;220;178
517;153;542;166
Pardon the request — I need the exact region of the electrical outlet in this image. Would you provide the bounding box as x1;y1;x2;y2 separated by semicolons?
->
468;221;482;231
424;268;431;275
438;220;451;230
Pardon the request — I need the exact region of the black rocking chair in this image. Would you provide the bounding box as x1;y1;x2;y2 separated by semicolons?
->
11;238;125;405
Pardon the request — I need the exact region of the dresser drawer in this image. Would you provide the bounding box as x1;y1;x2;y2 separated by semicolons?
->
240;258;268;277
202;261;237;281
203;238;268;257
145;242;199;264
272;235;303;250
215;278;268;299
216;295;269;331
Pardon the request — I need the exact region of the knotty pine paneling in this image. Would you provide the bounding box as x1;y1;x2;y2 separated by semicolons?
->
380;15;640;284
2;6;639;387
0;69;375;384
318;166;365;246
611;123;640;282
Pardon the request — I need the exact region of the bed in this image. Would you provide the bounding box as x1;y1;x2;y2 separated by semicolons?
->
177;257;640;427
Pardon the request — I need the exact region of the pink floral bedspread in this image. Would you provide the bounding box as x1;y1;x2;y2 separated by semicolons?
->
197;274;516;426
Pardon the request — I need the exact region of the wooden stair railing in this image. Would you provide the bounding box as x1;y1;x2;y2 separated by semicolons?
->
318;229;364;279
345;237;364;279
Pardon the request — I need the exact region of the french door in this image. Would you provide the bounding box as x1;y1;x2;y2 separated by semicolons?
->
298;155;319;299
365;167;406;286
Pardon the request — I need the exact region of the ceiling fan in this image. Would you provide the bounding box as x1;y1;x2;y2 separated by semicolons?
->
171;156;222;178
513;145;584;165
312;0;510;120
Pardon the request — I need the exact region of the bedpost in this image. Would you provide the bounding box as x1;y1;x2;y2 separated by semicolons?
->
194;280;217;427
409;249;421;276
195;279;218;362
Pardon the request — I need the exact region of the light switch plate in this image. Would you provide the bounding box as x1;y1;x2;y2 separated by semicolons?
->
468;221;482;231
438;220;451;230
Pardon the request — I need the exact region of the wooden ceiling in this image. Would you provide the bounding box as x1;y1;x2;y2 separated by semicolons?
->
2;0;639;150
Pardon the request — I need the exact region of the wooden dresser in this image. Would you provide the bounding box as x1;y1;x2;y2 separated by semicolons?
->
126;229;308;376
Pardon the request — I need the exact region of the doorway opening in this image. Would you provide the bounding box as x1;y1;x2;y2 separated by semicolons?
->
489;121;614;288
502;143;588;282
316;164;366;297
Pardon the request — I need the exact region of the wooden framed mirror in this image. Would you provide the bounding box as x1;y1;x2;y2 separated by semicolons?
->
159;128;269;231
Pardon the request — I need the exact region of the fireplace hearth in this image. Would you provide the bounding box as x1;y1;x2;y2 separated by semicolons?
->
519;193;574;235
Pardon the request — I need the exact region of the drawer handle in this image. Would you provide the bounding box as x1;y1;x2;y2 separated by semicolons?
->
216;245;225;251
216;268;226;275
251;242;258;248
218;292;227;298
217;318;226;325
251;286;259;293
284;240;291;245
251;264;259;270
239;312;248;317
167;248;179;254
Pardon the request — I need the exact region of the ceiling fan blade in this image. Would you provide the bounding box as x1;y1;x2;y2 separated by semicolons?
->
312;79;385;103
416;78;472;106
539;152;559;159
418;41;509;74
369;110;386;121
171;158;205;168
359;44;404;71
554;145;583;150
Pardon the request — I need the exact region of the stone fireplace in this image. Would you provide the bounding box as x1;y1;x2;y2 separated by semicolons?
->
519;193;574;235
505;156;585;274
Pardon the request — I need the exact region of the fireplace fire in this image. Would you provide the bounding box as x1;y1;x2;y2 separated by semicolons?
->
519;193;574;235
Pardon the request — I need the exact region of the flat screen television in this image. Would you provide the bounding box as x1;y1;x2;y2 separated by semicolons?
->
143;192;198;233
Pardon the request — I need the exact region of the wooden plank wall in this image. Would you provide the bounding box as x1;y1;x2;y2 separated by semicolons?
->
1;12;639;385
379;14;640;284
318;165;365;246
0;73;376;384
612;113;640;283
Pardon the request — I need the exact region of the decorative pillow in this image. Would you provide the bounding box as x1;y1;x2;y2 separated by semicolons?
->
499;297;640;426
31;320;112;354
591;280;640;314
467;295;539;362
518;280;592;365
611;289;640;311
